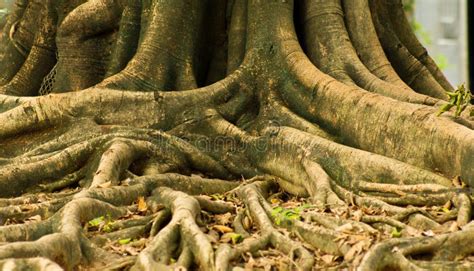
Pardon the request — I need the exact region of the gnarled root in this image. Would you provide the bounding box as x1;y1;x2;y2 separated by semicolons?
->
132;187;215;270
359;225;474;271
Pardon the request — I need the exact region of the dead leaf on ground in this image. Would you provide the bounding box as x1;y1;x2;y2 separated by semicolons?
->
137;196;148;213
321;254;336;265
281;201;300;209
214;212;233;225
270;198;282;205
344;240;370;261
212;225;233;233
25;215;42;223
98;181;112;188
422;230;435;237
336;223;354;233
124;246;139;256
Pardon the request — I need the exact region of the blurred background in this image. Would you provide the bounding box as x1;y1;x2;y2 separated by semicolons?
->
404;0;470;89
0;0;11;27
0;0;472;90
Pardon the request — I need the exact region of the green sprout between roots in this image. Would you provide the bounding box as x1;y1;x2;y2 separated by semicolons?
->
437;83;472;117
271;203;313;225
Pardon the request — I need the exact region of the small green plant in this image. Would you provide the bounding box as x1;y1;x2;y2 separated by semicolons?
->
391;227;402;238
437;83;471;117
210;193;225;201
88;216;105;227
271;204;313;225
229;233;243;244
118;238;132;245
87;214;114;232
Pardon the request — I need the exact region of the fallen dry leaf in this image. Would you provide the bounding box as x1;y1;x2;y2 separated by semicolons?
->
98;181;112;188
270;198;282;205
214;212;233;225
344;240;370;261
321;254;336;264
212;225;233;233
422;230;435;237
137;196;148;213
124;246;139;256
336;223;354;233
25;215;42;223
281;201;300;209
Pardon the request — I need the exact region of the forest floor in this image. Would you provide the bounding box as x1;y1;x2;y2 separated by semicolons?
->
2;175;470;270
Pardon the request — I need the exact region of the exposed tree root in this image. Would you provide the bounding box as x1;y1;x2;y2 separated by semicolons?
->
0;165;472;270
359;224;474;271
133;187;215;270
0;257;63;271
0;0;473;269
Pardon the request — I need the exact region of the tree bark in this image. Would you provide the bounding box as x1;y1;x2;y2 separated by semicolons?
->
0;0;473;270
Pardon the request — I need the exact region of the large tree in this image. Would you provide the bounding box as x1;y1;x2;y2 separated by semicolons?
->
0;0;473;270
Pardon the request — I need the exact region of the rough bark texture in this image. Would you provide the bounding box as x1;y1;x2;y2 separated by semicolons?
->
0;0;473;270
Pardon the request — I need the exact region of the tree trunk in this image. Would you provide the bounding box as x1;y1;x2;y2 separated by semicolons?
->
0;0;473;270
